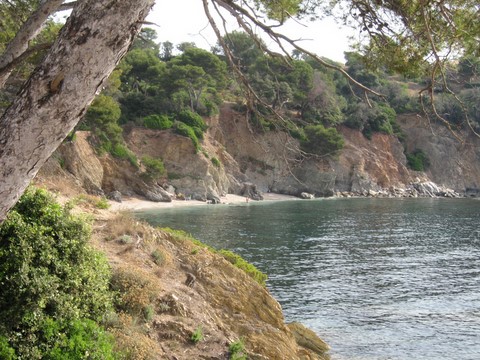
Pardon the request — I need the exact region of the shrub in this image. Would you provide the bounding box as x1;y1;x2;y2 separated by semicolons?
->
41;318;116;360
96;196;110;209
219;250;267;287
110;266;160;319
142;305;155;322
0;336;15;360
176;109;207;132
143;114;173;130
0;188;115;358
406;149;430;171
151;248;166;266
191;326;203;344
211;157;221;168
141;155;166;181
111;143;138;167
229;339;247;360
301;124;344;156
173;121;200;151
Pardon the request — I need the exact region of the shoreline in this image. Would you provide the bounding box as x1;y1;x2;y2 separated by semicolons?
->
108;192;299;212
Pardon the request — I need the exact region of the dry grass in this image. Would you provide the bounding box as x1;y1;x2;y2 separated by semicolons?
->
111;265;162;318
112;323;163;360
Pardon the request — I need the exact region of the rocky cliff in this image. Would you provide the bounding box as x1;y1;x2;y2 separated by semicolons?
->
37;104;480;201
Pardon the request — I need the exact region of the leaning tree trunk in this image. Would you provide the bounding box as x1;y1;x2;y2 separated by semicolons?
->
0;0;154;223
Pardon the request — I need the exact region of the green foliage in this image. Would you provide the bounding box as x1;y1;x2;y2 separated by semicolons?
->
219;250;267;287
229;339;247;360
301;124;344;156
143;114;173;130
111;143;138;167
177;109;208;132
378;81;419;114
433;93;465;126
190;326;203;344
0;188;115;358
222;31;265;70
41;318;116;360
406;149;430;171
458;54;480;79
95;197;110;210
211;157;221;168
345;102;397;139
173;121;200;152
151;249;166;266
255;0;301;22
84;94;123;145
161;227;215;252
142;305;155;322
0;336;16;360
141;156;166;181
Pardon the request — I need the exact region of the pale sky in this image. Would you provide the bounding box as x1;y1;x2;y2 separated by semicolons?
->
147;0;355;63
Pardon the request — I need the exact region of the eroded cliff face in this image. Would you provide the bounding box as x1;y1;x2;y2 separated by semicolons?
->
212;104;415;196
37;104;480;201
399;114;480;193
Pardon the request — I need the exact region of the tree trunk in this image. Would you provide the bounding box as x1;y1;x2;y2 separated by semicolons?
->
0;0;154;223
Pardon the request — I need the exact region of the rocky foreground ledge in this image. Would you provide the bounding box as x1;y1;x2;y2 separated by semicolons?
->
90;209;331;360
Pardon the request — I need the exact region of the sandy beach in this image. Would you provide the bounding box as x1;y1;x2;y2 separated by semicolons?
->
109;192;299;212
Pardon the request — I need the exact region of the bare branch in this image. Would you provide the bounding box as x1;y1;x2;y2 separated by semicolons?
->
0;0;64;88
0;42;52;75
56;1;76;12
213;0;384;98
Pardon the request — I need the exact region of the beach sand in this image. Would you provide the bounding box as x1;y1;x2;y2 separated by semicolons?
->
108;192;299;212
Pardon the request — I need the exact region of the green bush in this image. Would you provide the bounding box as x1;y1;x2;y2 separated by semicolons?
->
111;143;138;167
141;155;166;181
229;339;247;360
301;124;344;156
41;318;116;360
0;188;115;359
191;326;203;344
151;249;166;266
96;196;110;209
173;121;200;152
406;149;430;171
143;114;173;130
211;157;221;168
0;336;15;360
176;109;208;132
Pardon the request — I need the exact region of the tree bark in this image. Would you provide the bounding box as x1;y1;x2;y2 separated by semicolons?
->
0;0;154;223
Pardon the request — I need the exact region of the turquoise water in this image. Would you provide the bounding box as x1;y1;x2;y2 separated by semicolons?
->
136;198;480;360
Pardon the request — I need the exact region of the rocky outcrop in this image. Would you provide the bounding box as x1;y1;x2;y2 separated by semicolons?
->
240;182;264;200
59;132;105;195
95;214;330;360
125;128;231;201
288;322;330;359
399;114;480;194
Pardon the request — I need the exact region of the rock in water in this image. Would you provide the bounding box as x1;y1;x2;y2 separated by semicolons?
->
287;322;330;358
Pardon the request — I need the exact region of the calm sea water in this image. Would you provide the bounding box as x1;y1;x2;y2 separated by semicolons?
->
136;198;480;360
